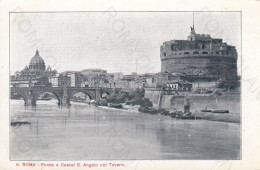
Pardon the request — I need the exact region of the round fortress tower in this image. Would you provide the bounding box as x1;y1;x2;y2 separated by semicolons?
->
160;26;238;79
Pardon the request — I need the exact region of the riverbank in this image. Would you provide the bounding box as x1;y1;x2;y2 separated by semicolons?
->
93;103;240;124
194;112;240;124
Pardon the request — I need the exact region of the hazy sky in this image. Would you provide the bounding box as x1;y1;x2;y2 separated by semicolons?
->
10;12;241;75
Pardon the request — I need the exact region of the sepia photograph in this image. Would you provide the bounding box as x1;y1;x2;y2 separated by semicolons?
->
9;11;241;161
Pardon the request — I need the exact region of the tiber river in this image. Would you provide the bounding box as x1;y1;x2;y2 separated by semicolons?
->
10;100;240;160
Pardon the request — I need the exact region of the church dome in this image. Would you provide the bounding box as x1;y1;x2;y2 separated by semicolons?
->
29;50;46;71
23;65;29;70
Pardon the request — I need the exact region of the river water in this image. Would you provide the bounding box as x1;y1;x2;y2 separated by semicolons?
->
10;100;240;160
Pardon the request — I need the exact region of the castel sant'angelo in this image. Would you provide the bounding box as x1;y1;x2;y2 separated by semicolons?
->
160;21;238;81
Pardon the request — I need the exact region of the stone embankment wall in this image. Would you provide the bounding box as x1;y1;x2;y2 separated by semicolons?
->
144;89;161;108
145;90;240;113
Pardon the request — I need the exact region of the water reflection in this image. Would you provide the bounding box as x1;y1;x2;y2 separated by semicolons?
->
10;100;240;160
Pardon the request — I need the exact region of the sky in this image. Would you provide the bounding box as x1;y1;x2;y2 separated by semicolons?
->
10;12;241;75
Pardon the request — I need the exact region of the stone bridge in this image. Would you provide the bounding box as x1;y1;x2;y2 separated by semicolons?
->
11;86;117;106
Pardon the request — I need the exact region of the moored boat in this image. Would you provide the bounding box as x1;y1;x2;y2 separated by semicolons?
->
11;119;30;126
212;110;229;113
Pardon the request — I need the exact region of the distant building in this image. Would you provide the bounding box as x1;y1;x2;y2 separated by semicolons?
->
114;73;145;89
10;79;37;87
164;80;192;91
11;50;57;87
143;72;188;88
80;74;111;88
108;72;124;81
81;69;107;76
60;71;85;87
115;80;143;89
49;74;71;87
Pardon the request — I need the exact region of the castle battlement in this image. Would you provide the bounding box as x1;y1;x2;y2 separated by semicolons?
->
160;26;238;78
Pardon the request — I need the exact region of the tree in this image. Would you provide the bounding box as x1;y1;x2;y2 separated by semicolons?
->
216;77;240;90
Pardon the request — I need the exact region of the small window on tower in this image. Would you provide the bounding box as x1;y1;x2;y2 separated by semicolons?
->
163;52;166;56
171;44;176;51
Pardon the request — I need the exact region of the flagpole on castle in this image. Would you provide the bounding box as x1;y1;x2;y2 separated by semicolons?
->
193;12;194;29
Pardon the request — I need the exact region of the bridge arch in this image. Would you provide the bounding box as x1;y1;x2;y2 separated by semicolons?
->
35;91;62;105
10;91;28;105
69;91;94;101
